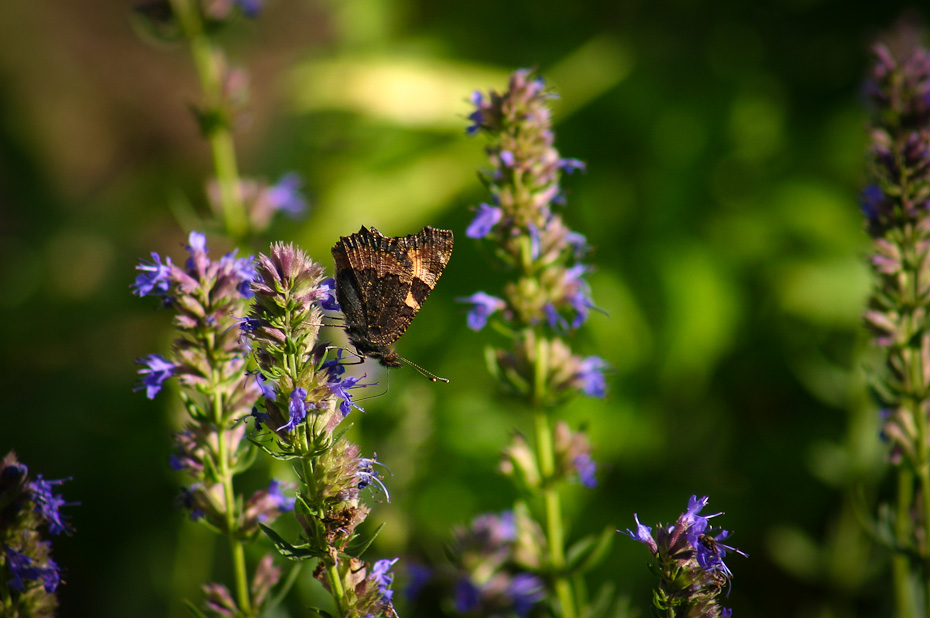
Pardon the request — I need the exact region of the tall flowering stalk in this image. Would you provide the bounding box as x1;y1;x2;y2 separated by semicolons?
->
622;496;745;618
133;231;290;616
862;27;930;618
0;452;75;617
456;70;608;618
134;0;308;242
241;242;397;618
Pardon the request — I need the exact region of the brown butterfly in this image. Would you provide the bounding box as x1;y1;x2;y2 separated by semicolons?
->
331;225;453;381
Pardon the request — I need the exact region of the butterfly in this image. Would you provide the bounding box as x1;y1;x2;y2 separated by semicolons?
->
331;225;453;381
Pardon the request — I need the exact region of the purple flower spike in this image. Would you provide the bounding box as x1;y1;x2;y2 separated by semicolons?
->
466;203;504;239
135;354;177;399
457;291;506;331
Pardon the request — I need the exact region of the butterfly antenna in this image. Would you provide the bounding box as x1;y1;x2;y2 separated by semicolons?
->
398;355;450;383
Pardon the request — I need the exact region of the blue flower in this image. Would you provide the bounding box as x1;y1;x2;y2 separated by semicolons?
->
233;0;262;17
221;252;257;298
455;577;482;612
370;557;399;605
860;183;885;223
507;573;545;616
267;172;307;217
357;457;390;500
178;486;205;521
319;277;340;311
135;354;177;399
184;231;209;272
29;475;73;536
565;231;589;258
527;223;541;260
466;203;504;239
573;453;597;488
621;513;655;548
576;355;607;398
499;150;515;167
281;388;308;432
5;546;60;593
466;91;485;136
564;264;594;328
457;291;506;331
327;375;367;417
558;158;586;174
267;479;295;512
132;252;174;300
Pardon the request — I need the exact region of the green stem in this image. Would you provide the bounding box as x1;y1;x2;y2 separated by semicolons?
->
169;0;248;241
531;334;576;618
893;468;918;618
213;390;252;614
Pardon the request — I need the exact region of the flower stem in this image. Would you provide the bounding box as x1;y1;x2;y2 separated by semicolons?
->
169;0;248;242
532;334;576;618
893;468;918;618
213;390;252;614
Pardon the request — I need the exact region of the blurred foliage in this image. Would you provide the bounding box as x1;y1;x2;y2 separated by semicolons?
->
0;0;915;616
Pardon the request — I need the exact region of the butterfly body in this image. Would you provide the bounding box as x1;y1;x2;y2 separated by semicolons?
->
331;225;453;368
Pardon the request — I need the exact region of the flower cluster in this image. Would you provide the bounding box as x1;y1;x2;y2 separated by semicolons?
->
134;231;290;616
0;452;74;616
861;31;930;469
623;496;746;618
240;243;397;618
458;69;606;404
407;510;546;618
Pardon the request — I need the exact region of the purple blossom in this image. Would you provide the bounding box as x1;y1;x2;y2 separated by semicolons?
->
576;355;607;398
357;456;390;500
29;475;73;536
184;231;209;272
281;387;308;432
466;91;485;136
267;172;307;217
266;479;295;512
466;203;504;239
573;453;597;488
499;150;515;167
5;546;60;593
455;578;482;612
132;252;173;300
564;264;594;328
558;158;586;174
528;223;541;260
507;573;545;616
135;354;177;399
220;252;257;298
621;513;657;553
370;557;399;605
327;374;367;417
233;0;262;17
319;277;340;311
565;231;589;258
457;291;506;331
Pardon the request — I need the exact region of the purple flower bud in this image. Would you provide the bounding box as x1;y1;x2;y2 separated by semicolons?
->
466;203;504;239
135;354;177;399
457;291;506;331
573;453;597;488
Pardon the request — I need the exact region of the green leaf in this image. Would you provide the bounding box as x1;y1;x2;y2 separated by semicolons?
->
353;521;386;556
259;523;323;561
182;600;209;618
566;525;615;573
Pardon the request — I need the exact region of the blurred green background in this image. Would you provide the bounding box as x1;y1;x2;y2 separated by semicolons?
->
0;0;913;616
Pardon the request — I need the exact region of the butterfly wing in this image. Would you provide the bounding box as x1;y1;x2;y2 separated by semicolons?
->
331;226;453;362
